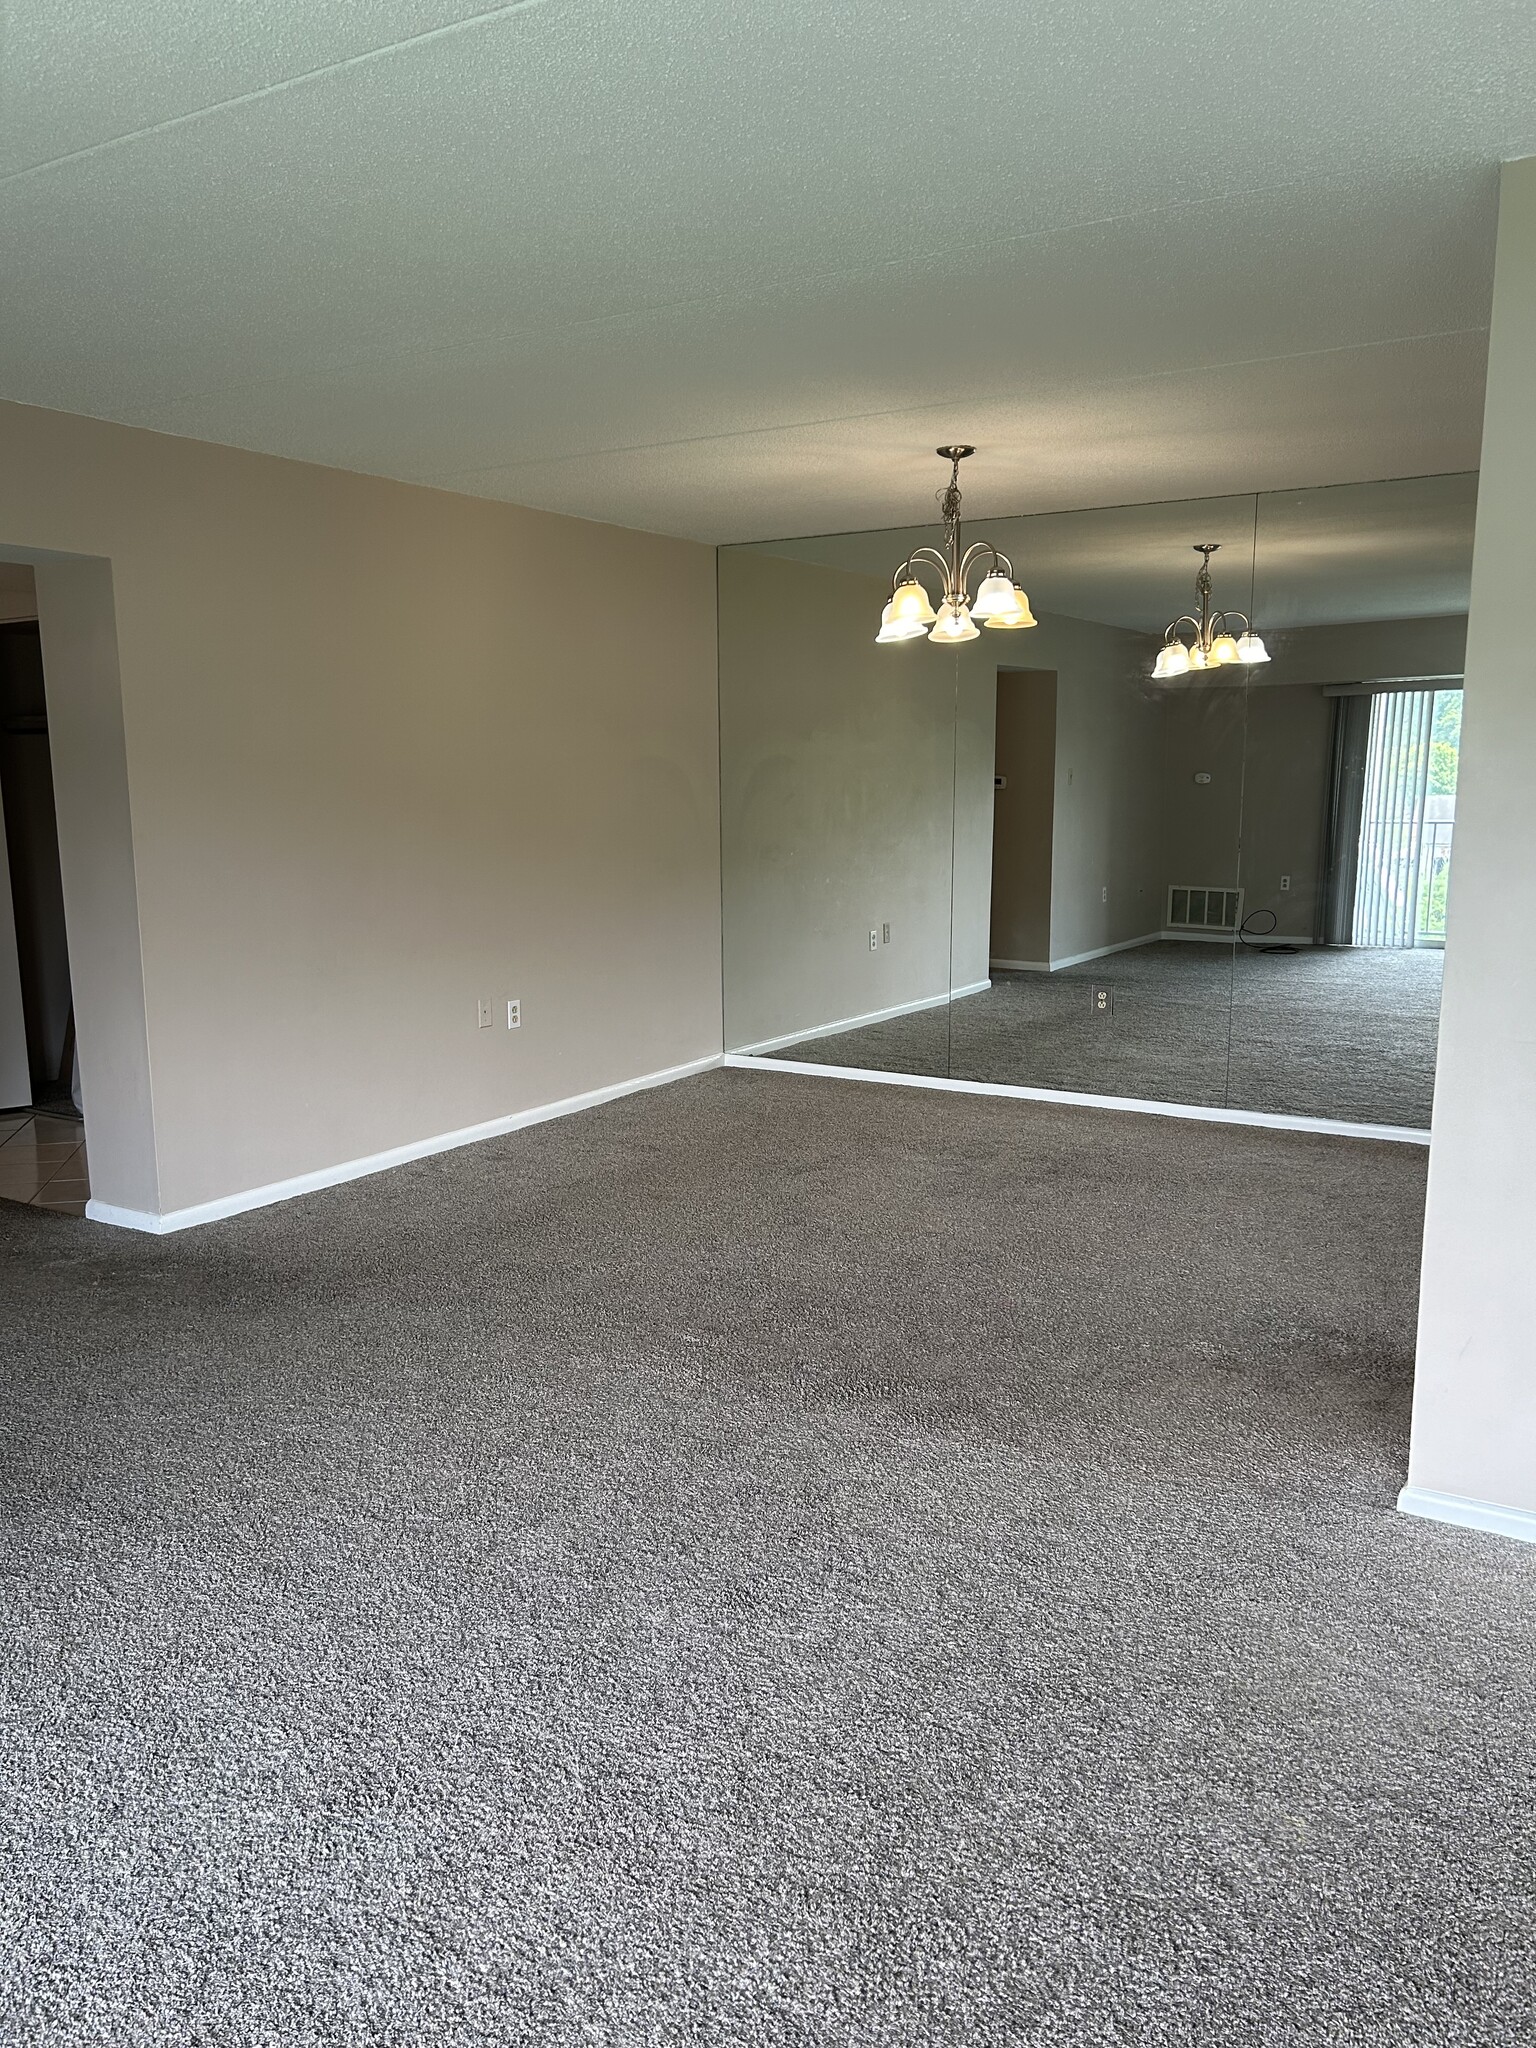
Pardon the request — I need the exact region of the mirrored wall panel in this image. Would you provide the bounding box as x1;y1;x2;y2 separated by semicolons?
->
719;471;1474;1132
718;544;963;1073
1225;475;1474;1127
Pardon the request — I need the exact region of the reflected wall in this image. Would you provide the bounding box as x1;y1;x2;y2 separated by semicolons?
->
719;472;1474;1133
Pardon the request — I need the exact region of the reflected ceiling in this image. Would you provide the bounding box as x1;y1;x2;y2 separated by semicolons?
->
755;474;1478;632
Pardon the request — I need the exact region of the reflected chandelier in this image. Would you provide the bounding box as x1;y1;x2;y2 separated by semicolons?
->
1152;543;1269;677
877;447;1037;644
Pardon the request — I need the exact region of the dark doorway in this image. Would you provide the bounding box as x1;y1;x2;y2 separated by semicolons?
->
0;620;76;1111
989;668;1057;969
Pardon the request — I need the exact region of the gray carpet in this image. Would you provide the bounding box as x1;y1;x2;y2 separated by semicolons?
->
2;1070;1531;2046
775;944;1444;1127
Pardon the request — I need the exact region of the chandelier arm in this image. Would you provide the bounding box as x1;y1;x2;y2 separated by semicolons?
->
904;547;955;599
957;540;1000;598
1168;614;1203;638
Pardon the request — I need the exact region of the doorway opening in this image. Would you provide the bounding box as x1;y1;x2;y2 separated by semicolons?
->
0;610;90;1214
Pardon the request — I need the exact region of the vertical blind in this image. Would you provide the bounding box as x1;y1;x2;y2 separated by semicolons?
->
1353;689;1434;948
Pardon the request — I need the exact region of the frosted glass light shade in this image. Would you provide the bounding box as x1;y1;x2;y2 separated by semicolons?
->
1209;633;1241;665
1157;642;1191;677
1235;631;1270;664
982;584;1037;630
971;572;1016;620
876;599;928;643
929;600;980;644
890;578;938;626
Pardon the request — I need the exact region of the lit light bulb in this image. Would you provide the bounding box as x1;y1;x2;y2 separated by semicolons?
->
876;599;928;644
982;584;1038;630
889;578;937;627
929;600;980;643
1209;633;1241;665
1235;631;1270;665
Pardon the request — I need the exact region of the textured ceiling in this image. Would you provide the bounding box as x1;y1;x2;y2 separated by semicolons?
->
0;3;1532;541
757;473;1480;631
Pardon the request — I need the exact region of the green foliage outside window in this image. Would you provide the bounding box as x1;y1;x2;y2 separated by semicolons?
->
1428;690;1461;796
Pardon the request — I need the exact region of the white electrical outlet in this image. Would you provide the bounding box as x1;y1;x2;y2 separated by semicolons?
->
507;999;521;1029
869;928;879;951
1101;886;1108;904
882;922;891;944
477;999;492;1029
1280;874;1291;891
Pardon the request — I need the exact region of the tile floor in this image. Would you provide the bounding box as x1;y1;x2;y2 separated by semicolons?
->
0;1109;90;1215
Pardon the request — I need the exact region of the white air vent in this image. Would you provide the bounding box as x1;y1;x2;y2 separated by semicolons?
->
1168;885;1244;932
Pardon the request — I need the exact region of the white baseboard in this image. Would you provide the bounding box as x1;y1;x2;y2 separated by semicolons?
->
1046;932;1164;972
995;933;1318;970
1160;929;1316;947
731;979;990;1058
993;933;1164;973
85;1051;724;1235
1396;1485;1536;1545
722;1054;1431;1145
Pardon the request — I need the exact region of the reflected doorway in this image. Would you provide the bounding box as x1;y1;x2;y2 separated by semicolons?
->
988;669;1056;972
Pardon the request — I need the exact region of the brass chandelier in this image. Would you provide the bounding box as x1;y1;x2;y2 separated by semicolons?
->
877;447;1037;644
1152;543;1269;677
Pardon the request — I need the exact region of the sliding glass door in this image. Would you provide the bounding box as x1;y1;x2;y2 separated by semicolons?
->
1353;687;1460;949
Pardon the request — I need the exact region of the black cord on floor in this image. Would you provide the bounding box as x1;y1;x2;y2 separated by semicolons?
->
1239;909;1300;954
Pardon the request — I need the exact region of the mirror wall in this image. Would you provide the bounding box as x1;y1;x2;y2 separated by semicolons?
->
719;472;1475;1133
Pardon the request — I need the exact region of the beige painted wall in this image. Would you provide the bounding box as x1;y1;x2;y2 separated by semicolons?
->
719;548;985;1051
1157;686;1248;926
1267;612;1466;687
1237;685;1335;940
1159;682;1318;942
990;671;1056;967
0;563;37;624
0;399;722;1216
951;637;999;992
31;558;159;1206
1410;156;1536;1522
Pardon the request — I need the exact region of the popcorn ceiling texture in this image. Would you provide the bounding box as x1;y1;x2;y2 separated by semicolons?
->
2;1069;1530;2045
0;3;1533;537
